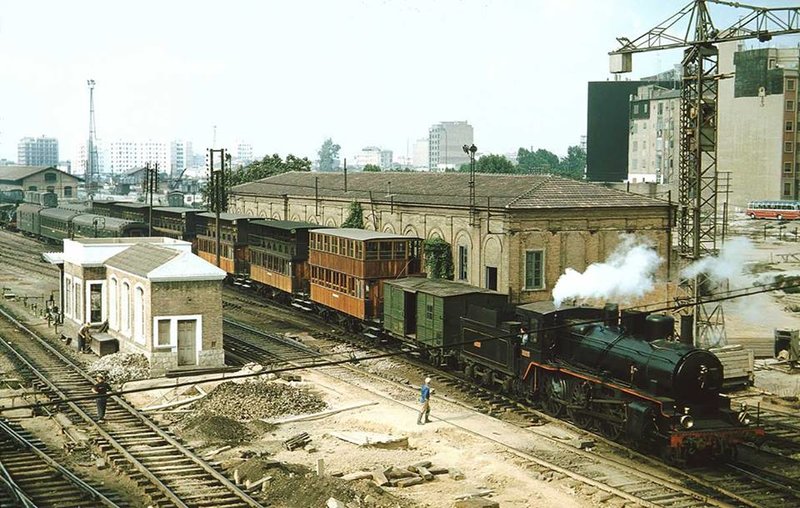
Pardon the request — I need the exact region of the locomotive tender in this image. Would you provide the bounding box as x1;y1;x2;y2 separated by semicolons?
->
461;301;763;462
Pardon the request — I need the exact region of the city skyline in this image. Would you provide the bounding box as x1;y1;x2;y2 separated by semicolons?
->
3;1;800;165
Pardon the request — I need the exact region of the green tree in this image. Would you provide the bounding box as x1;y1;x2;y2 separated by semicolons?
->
318;138;341;172
363;164;381;172
341;200;364;228
517;147;559;174
557;145;586;180
202;152;310;207
423;237;454;280
458;154;516;174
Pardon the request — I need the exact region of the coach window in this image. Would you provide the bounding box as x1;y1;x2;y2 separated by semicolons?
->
786;141;794;153
788;100;795;111
789;79;796;91
524;250;545;290
788;121;794;132
785;182;793;197
786;162;793;174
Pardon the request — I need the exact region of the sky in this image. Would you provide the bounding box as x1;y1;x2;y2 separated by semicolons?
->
2;0;800;164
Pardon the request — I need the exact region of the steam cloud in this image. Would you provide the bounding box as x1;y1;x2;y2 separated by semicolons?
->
681;237;752;288
552;235;663;308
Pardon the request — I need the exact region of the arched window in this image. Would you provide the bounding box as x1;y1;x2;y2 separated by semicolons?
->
134;286;144;344
121;282;130;334
109;278;118;329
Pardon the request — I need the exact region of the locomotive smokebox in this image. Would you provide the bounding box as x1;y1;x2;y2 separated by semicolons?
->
621;309;647;337
644;314;675;341
603;303;620;328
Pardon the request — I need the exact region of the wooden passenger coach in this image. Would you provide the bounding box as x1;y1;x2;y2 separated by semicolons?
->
195;212;253;274
308;229;422;322
151;207;205;242
248;220;322;295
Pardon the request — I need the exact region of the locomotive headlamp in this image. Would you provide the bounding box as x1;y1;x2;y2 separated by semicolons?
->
738;409;752;425
680;414;694;429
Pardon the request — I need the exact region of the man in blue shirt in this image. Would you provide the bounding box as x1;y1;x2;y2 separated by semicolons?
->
417;377;432;425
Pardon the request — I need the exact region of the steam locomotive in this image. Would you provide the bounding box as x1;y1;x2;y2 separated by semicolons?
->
459;301;763;462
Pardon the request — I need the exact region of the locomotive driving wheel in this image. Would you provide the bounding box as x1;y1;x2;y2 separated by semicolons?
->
598;404;626;441
542;375;566;417
567;382;593;429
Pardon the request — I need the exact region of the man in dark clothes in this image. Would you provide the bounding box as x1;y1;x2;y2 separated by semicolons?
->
92;374;111;423
77;322;92;353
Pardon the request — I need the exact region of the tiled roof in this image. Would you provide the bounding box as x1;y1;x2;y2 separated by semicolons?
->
105;243;180;277
231;172;667;210
0;165;80;182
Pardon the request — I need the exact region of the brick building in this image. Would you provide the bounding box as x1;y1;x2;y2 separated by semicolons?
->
229;172;673;304
45;237;226;375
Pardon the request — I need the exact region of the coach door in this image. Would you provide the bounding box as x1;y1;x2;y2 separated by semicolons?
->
177;319;197;366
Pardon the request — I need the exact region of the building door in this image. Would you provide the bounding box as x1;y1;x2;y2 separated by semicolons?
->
485;266;498;291
177;319;197;366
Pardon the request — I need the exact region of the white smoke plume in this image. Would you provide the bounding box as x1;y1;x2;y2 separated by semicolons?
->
552;235;663;308
680;237;752;289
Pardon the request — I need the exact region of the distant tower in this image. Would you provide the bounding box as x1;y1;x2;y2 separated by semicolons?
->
86;79;99;193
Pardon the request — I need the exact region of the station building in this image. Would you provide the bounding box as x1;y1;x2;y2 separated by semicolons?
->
44;237;227;375
229;172;674;304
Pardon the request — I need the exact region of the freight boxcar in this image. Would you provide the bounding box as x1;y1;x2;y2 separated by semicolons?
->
384;277;507;365
247;220;322;298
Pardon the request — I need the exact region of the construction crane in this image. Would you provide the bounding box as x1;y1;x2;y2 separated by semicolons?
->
610;0;800;346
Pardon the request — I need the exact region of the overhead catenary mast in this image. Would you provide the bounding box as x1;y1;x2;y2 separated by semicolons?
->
86;79;99;196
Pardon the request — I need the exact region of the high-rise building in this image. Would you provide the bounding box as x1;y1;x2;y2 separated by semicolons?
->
718;41;800;207
18;136;59;166
354;146;393;169
106;140;169;174
428;121;474;171
234;142;254;167
627;84;681;184
413;138;429;169
170;140;193;178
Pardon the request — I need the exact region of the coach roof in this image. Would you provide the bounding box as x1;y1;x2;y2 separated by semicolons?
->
231;172;668;210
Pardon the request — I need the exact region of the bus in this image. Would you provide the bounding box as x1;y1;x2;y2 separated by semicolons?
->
745;200;800;220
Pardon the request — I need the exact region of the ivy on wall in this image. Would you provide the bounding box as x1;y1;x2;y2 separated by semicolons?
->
423;237;454;280
341;200;364;229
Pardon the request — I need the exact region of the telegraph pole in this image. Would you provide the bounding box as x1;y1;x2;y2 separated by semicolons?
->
143;162;158;236
208;148;228;267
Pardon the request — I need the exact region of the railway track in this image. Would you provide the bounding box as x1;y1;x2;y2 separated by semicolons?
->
225;317;800;508
0;419;126;508
756;407;800;456
0;306;264;508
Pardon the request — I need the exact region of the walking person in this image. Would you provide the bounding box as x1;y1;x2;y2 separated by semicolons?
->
92;374;111;423
417;377;432;425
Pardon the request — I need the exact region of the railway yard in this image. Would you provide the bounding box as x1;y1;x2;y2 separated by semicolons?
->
1;216;800;508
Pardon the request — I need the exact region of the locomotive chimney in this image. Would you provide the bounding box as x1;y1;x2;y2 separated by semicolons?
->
603;303;619;328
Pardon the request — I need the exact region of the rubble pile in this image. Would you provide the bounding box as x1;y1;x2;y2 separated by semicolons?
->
194;380;327;421
88;353;150;384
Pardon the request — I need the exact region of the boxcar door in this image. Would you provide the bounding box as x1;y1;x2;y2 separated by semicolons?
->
177;319;197;366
